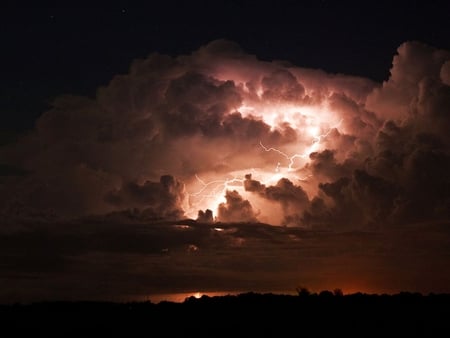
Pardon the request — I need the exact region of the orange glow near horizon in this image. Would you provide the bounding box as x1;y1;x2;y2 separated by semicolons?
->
139;285;388;304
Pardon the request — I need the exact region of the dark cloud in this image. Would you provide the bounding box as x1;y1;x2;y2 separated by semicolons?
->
366;41;450;121
160;71;242;137
244;174;309;226
264;178;309;226
1;218;449;302
104;175;185;221
307;149;351;181
197;209;214;223
217;190;258;223
441;60;450;85
244;174;266;193
261;69;305;102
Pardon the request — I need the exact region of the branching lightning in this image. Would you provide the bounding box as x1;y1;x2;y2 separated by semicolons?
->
190;174;244;200
259;118;343;171
185;102;343;219
186;174;245;217
259;141;307;171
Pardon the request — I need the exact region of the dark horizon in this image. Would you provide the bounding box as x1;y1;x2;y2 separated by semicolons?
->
2;287;450;305
2;292;450;337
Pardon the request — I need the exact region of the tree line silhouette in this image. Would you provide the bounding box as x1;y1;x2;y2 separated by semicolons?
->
1;290;449;337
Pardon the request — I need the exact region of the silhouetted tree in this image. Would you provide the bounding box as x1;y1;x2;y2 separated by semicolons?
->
319;290;334;297
333;288;344;296
296;286;311;297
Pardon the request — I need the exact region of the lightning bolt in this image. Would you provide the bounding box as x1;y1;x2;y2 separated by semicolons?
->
185;100;343;219
259;141;307;171
314;118;343;142
186;174;245;217
260;118;343;171
190;174;244;198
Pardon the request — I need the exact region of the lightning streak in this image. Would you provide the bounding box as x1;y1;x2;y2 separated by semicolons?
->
192;174;244;198
259;141;307;171
186;104;342;219
186;174;245;217
260;118;343;171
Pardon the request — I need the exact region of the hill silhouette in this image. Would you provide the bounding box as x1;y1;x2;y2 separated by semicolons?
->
2;291;449;337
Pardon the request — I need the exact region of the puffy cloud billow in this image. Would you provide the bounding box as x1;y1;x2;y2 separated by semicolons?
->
1;40;449;228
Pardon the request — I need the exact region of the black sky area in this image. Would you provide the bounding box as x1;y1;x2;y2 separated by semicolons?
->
1;1;450;131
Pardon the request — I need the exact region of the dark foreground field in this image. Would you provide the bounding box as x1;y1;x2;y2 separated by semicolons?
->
2;292;449;337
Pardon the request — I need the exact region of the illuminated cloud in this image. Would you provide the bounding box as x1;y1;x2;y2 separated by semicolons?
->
0;39;449;229
244;174;309;226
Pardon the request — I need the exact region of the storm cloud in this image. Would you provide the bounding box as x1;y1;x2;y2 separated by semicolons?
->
0;39;449;229
0;39;450;303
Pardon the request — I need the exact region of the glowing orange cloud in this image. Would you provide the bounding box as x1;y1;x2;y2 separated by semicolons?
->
185;99;344;222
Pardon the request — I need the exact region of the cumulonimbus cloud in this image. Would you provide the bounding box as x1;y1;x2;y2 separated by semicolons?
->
1;40;449;228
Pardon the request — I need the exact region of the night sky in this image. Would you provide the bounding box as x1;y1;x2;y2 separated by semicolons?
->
1;2;450;303
2;2;450;131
